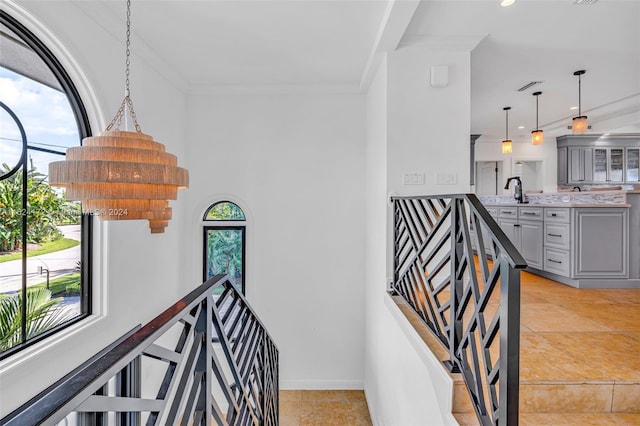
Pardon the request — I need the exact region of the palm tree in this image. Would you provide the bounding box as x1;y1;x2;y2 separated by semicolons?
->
0;287;74;351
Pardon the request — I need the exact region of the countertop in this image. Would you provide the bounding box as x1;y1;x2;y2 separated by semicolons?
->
482;202;631;208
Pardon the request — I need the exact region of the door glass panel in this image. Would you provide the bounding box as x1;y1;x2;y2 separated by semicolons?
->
593;149;607;182
609;148;624;182
626;148;639;182
205;228;244;293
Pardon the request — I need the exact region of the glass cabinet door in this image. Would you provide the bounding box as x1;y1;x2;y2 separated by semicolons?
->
627;148;639;182
609;148;624;182
593;148;607;182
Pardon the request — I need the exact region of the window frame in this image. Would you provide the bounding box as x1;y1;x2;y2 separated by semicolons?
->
202;225;246;294
202;201;247;295
203;201;246;222
0;10;92;360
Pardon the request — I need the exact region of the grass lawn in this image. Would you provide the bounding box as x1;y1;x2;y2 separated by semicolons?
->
0;238;80;264
31;273;81;297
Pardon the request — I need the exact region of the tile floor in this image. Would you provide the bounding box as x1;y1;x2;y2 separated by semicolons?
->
279;271;640;425
518;270;640;385
397;269;640;425
279;390;372;426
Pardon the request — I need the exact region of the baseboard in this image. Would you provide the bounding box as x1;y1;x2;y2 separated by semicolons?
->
279;379;364;390
528;268;640;289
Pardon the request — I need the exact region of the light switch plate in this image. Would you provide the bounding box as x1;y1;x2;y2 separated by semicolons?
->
403;172;425;185
436;172;457;185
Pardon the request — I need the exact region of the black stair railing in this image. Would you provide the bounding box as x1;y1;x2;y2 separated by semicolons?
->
391;194;526;426
0;274;278;426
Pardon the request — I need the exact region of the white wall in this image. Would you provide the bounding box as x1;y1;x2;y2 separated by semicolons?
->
0;1;189;415
184;93;366;389
363;53;390;423
364;43;473;425
388;46;471;196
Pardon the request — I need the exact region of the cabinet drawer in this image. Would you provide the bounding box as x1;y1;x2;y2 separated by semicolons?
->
545;208;570;223
544;223;571;249
486;207;498;219
518;207;543;221
498;207;517;218
544;247;571;277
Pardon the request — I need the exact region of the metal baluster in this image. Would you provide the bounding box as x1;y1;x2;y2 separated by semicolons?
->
499;258;521;425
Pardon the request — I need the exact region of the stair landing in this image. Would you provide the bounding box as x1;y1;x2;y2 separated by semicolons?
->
394;269;640;425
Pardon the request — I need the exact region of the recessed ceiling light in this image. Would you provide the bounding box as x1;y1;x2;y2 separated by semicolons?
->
570;106;579;110
501;0;516;6
518;126;525;129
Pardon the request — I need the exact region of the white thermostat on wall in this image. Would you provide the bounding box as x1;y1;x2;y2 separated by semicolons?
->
430;65;449;88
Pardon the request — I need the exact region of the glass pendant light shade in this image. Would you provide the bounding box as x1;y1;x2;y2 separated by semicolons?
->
531;130;544;145
502;106;512;154
572;116;588;134
531;91;544;145
572;70;588;134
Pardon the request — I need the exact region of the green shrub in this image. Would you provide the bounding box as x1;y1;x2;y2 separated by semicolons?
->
65;282;81;296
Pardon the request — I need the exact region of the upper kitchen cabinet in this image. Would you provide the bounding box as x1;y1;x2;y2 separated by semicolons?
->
556;134;640;185
626;148;640;183
593;147;624;183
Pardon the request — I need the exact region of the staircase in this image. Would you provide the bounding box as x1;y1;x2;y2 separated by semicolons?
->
0;275;279;425
400;270;640;425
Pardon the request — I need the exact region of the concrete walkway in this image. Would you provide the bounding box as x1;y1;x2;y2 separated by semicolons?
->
0;225;81;294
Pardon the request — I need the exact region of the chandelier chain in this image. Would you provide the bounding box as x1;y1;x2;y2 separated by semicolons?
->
106;0;141;133
125;0;131;97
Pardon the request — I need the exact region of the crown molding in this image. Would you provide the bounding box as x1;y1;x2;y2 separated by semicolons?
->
187;84;361;96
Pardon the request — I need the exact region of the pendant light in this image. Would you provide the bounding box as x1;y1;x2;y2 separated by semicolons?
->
49;0;189;233
501;107;513;154
531;91;543;145
572;70;588;134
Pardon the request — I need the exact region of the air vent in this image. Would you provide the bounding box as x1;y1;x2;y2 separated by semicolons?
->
516;81;543;92
573;0;598;5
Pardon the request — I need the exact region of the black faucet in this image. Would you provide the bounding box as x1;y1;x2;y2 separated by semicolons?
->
504;176;524;204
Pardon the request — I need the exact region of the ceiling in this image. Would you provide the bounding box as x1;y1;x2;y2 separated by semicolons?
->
404;0;640;143
31;0;640;144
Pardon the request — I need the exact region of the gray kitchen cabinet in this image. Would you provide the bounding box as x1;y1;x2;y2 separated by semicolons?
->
573;208;628;278
556;134;640;185
542;208;571;277
498;217;518;248
544;222;570;249
497;207;543;270
568;147;593;183
519;220;543;269
544;247;571;277
626;148;639;182
557;146;568;185
482;202;633;288
593;147;625;183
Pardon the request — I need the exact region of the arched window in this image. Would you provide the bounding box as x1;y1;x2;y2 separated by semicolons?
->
203;201;246;293
0;11;92;359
